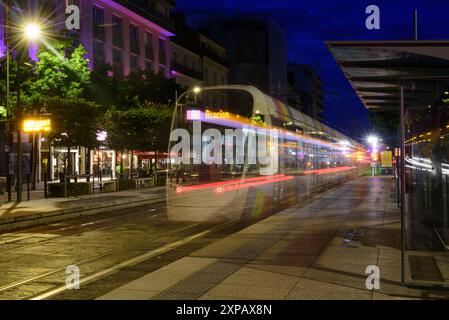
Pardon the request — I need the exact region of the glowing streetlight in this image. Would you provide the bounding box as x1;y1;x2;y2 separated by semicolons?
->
193;86;202;94
367;135;379;148
23;23;42;41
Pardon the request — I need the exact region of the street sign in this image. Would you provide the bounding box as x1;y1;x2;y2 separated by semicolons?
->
23;117;51;133
380;151;393;168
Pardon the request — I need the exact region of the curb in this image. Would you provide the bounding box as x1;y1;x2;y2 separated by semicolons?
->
0;194;166;232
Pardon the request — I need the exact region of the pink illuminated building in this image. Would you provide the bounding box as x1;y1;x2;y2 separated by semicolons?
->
55;0;175;77
0;0;177;180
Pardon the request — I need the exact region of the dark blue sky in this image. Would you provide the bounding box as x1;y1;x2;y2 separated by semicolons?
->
177;0;449;140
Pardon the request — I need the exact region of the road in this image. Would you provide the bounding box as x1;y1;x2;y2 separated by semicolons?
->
0;193;273;300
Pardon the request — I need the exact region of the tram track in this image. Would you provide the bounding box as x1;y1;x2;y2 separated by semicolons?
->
0;220;208;299
0;197;167;253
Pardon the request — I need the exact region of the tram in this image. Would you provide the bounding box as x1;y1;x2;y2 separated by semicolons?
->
166;85;369;222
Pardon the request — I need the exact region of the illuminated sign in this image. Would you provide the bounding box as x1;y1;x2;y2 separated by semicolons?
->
96;130;108;142
186;110;202;121
380;151;393;168
23;118;51;133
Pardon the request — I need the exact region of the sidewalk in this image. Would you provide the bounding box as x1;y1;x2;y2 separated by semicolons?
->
0;187;165;232
98;176;449;300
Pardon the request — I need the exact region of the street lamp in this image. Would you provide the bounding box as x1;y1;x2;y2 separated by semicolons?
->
367;135;379;176
367;135;379;150
13;21;43;202
173;87;203;127
23;23;42;41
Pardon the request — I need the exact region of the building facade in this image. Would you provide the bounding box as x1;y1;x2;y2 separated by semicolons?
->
0;0;177;181
171;13;203;88
200;15;288;102
56;0;175;78
171;12;229;108
287;64;324;121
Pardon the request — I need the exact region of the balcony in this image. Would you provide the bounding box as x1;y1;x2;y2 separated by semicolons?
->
115;0;175;33
202;47;229;68
172;62;204;81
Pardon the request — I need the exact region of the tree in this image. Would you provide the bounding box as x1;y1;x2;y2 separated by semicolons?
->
26;40;91;102
23;40;95;180
44;97;101;175
125;70;180;106
104;102;173;174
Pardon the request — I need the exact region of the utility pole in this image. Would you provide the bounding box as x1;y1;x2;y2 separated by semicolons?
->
4;0;11;201
16;51;23;203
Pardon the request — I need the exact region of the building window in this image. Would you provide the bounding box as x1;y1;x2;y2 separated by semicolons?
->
145;31;154;61
67;0;80;7
93;40;105;68
112;15;123;48
113;47;123;77
130;54;139;72
145;59;153;73
158;38;166;66
204;68;208;82
156;3;169;17
93;6;105;41
67;29;80;47
129;24;139;54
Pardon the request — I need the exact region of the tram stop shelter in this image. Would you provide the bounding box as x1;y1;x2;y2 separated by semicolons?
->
327;40;449;289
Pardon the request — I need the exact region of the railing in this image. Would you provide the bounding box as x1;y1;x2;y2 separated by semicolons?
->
172;62;204;81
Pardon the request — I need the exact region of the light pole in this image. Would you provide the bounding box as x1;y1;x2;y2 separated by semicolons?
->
171;86;202;184
367;135;379;177
171;86;202;135
14;22;42;202
4;0;11;202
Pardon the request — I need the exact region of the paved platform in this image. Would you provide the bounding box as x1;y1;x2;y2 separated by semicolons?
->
0;187;165;232
98;176;449;300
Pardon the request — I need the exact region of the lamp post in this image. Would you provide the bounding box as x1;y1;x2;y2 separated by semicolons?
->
4;0;11;202
367;135;379;177
5;21;41;202
14;22;42;202
171;86;202;134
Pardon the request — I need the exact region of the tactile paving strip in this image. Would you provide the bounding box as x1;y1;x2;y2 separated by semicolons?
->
151;260;244;300
150;221;296;300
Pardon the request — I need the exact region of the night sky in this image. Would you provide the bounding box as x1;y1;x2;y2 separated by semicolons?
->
177;0;449;140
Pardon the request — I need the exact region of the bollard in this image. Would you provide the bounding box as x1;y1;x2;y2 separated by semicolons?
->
64;174;68;198
44;174;48;199
7;174;11;202
27;174;30;201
